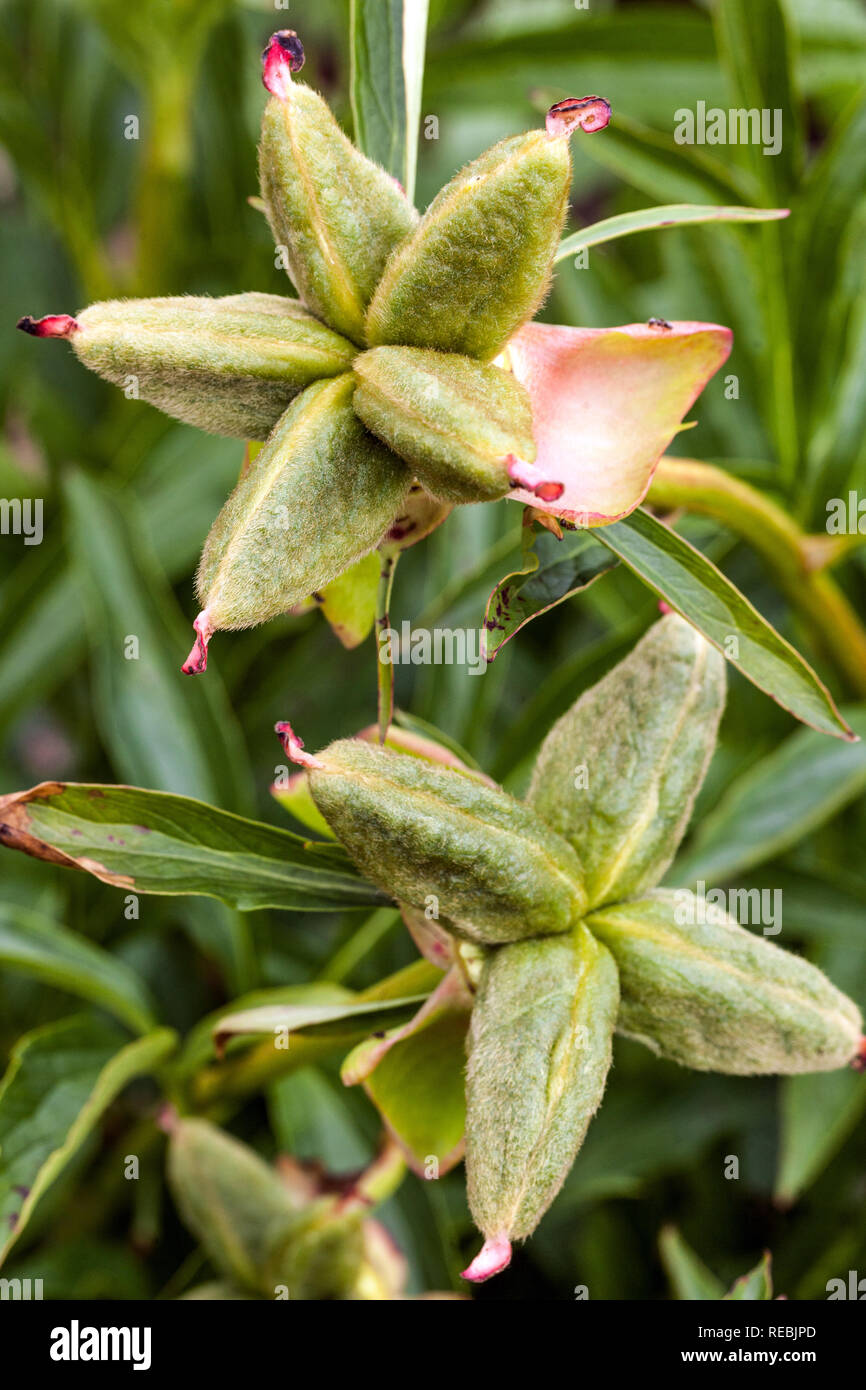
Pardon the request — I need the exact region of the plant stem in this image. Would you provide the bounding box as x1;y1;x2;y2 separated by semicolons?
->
376;549;399;742
319;907;401;984
647;458;866;697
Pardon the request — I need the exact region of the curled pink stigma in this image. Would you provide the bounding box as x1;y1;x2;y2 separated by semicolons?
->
461;1235;513;1283
546;96;612;137
182;612;213;675
17;314;80;339
275;720;325;770
262;29;305;98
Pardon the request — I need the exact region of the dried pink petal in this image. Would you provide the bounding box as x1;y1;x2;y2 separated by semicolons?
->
506;320;732;524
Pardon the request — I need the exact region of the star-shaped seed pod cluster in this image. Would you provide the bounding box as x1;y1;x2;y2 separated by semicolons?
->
276;613;865;1283
17;30;731;676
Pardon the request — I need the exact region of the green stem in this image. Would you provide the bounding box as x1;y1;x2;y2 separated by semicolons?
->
647;458;866;697
376;549;399;743
319;907;401;984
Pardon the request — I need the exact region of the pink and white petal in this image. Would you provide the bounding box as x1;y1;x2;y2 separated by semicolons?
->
505;320;732;524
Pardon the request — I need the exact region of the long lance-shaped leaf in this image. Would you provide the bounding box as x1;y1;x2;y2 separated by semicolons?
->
670;705;866;886
556;203;788;262
350;0;429;205
0;903;156;1034
0;783;386;912
0;1018;176;1267
592;508;854;741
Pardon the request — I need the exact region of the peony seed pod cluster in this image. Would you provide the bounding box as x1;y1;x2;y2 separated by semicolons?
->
18;29;732;674
279;614;864;1281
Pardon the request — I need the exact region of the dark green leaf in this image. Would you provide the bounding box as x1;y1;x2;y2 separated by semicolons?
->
0;1017;176;1266
483;528;618;661
594;508;853;740
671;706;866;884
0;902;156;1033
350;0;428;203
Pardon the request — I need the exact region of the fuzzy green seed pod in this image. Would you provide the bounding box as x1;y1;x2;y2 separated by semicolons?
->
527;614;726;910
306;738;587;944
352;346;536;503
264;1204;366;1300
187;375;410;666
258;60;418;343
167;1118;298;1294
587;890;863;1074
365;130;571;361
464;925;619;1278
70;294;355;440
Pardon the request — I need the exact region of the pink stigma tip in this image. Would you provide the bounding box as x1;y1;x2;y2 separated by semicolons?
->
546;96;612;138
851;1037;866;1073
275;720;325;770
507;455;565;502
461;1235;512;1283
17;314;79;339
262;30;305;98
181;612;213;676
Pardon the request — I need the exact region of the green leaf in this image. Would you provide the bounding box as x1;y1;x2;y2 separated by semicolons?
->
559;109;753;206
0;782;386;913
483;528;618;661
63;470;253;811
0;903;156;1033
429;10;725;136
671;705;866;884
556;203;788;262
211;992;432;1057
317;551;381;650
0;1017;176;1267
392;709;485;772
713;0;802;480
178;982;356;1077
659;1226;725;1300
362;1009;467;1175
350;0;429;204
725;1251;774;1301
771;872;866;1202
777;1068;866;1205
714;0;803;199
593;508;853;741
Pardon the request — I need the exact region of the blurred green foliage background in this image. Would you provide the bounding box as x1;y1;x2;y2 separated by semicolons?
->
1;0;866;1299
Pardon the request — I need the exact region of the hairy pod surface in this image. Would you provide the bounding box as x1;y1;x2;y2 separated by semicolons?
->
264;1204;365;1300
195;374;410;631
167;1118;298;1294
365;131;571;361
587;891;863;1074
465;925;619;1246
307;739;587;944
72;294;355;439
527;614;726;909
353;346;536;503
259;83;418;343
